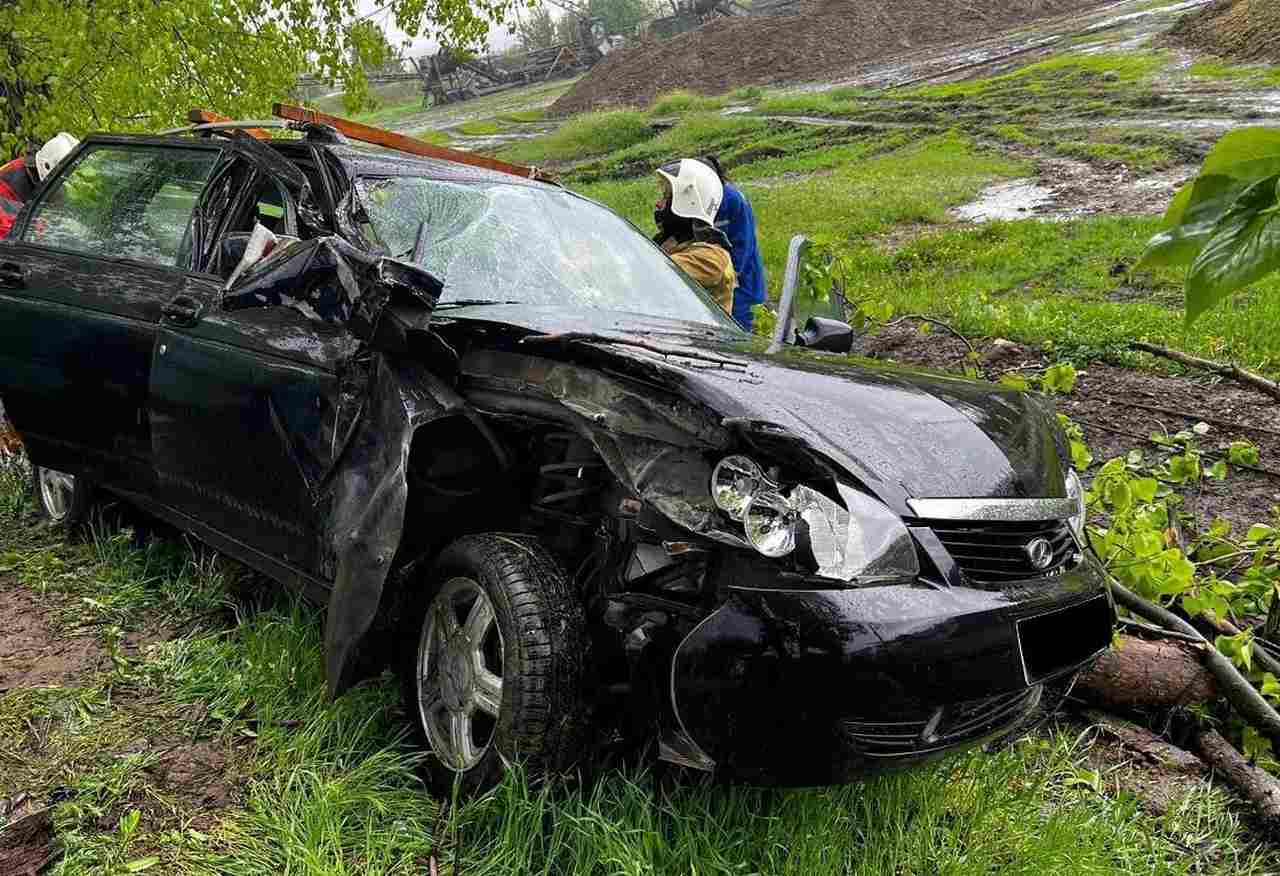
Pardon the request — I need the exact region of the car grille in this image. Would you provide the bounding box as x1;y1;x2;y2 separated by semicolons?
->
841;687;1041;758
922;518;1078;586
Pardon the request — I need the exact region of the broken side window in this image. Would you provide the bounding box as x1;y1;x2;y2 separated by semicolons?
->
23;145;220;269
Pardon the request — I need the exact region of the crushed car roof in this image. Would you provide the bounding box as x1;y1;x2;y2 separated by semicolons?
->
78;131;554;186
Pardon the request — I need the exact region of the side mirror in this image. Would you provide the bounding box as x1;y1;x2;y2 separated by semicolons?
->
767;234;853;355
795;316;854;354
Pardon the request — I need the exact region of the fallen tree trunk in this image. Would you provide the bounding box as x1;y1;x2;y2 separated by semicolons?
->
1197;728;1280;835
1111;581;1280;748
1076;635;1217;711
1130;341;1280;402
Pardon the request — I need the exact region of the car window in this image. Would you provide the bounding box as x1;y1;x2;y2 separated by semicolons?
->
23;144;219;268
355;177;741;331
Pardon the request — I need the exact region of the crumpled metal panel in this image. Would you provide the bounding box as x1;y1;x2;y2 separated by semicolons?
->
323;354;476;696
223;235;442;340
460;349;751;548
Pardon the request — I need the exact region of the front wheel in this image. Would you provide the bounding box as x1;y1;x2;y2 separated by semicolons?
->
33;465;93;529
399;534;588;796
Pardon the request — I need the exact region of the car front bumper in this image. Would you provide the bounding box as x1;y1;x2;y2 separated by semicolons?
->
669;556;1113;785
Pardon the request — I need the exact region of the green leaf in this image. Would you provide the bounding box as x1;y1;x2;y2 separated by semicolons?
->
1106;479;1132;513
1201;128;1280;178
1132;477;1158;502
1040;363;1078;395
1229;440;1260;466
118;809;140;838
1187;174;1280;324
1166;454;1199;483
1247;524;1275;543
1149;172;1275;268
124;857;160;872
1207;459;1228;480
999;373;1031;391
1070;440;1093;472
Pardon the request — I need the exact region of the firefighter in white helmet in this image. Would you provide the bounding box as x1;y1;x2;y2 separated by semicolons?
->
653;158;736;315
0;132;80;240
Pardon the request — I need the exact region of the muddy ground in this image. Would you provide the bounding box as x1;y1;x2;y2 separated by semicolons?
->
854;322;1280;532
0;571;240;871
1172;0;1280;64
552;0;1111;114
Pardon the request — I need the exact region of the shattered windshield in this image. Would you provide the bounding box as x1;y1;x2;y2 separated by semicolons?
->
355;177;741;330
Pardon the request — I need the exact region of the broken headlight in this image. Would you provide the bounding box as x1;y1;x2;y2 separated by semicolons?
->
711;455;768;521
714;456;920;581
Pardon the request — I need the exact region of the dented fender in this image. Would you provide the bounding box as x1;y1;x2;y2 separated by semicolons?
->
321;353;487;696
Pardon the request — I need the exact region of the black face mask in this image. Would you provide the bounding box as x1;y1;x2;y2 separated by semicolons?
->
655;203;693;241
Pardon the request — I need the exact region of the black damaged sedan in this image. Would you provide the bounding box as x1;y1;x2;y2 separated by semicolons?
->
0;125;1113;793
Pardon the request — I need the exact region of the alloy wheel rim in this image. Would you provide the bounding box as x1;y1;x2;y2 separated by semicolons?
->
416;576;504;771
38;468;76;522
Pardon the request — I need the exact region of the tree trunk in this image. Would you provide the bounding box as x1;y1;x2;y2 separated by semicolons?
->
1075;635;1217;711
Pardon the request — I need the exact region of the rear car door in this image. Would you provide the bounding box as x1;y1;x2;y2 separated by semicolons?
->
0;139;221;489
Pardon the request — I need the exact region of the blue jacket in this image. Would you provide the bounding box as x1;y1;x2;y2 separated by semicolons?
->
715;182;766;331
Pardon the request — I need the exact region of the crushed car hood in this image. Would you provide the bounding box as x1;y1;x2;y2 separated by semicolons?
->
438;306;1069;515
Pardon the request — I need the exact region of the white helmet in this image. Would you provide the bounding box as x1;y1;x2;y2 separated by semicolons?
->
35;133;80;181
656;158;723;226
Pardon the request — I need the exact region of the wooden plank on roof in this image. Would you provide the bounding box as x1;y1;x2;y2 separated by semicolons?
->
271;102;543;181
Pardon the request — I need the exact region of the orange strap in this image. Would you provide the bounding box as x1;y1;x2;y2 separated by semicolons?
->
187;109;272;140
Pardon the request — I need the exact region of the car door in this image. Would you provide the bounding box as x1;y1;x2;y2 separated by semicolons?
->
147;154;361;582
0;139;222;488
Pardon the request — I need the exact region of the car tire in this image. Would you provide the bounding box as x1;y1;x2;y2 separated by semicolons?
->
32;465;93;529
399;533;588;796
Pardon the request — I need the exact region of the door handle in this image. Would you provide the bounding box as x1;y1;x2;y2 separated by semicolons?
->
162;294;203;326
0;262;25;289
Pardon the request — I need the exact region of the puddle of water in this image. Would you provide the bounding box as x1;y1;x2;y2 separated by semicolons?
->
1081;0;1211;35
951;180;1054;222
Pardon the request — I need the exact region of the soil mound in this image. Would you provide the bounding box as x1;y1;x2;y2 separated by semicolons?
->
551;0;1105;116
1170;0;1280;64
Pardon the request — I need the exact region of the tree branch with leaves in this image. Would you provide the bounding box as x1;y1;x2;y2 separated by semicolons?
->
0;0;524;154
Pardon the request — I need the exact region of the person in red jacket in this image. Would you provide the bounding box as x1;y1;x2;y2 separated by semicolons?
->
0;133;79;240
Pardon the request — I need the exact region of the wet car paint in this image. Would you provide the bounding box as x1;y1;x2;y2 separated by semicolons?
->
0;132;1114;786
437;305;1068;514
670;562;1112;784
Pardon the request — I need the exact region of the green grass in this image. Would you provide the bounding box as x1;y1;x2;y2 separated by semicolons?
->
727;85;765;102
453;119;503;137
496;108;548;123
406;128;453;146
648;89;728;116
753;52;1192;137
0;448;1275;873
500;109;653;164
1190;59;1280;87
834;217;1280;370
351;98;426;128
580;131;1028;293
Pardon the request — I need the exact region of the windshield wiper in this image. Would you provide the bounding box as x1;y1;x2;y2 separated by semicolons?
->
435;299;523;308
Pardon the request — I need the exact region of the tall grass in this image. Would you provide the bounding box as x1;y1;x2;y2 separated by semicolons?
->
501;110;653;164
2;463;1272;873
648;90;727;116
